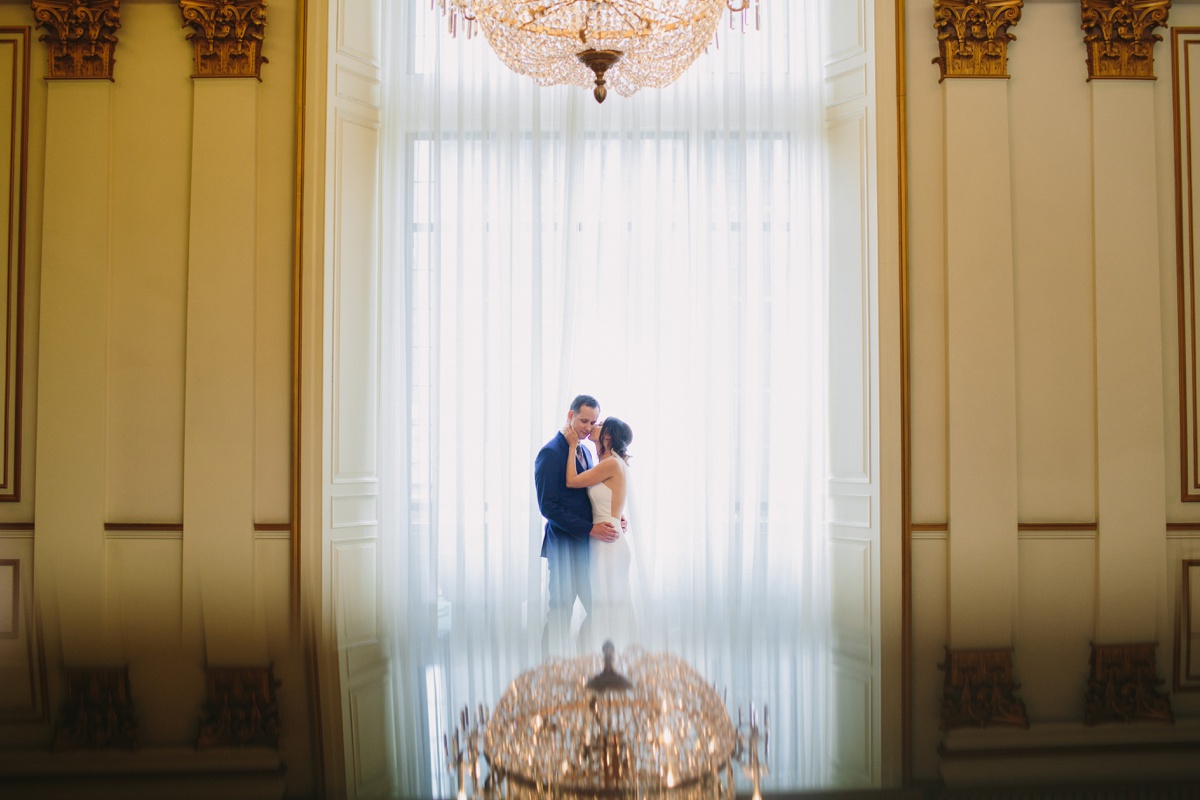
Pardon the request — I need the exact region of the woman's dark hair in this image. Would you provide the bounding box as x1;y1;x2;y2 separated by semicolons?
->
600;417;633;460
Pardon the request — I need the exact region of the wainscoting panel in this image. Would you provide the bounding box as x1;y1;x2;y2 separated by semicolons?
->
911;535;948;783
1014;536;1096;722
831;655;874;786
832;537;874;664
104;538;183;656
0;534;39;721
333;538;379;651
348;674;392;798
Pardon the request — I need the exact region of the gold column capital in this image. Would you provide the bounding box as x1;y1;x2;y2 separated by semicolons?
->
179;0;267;80
31;0;121;80
1081;0;1170;81
933;0;1023;82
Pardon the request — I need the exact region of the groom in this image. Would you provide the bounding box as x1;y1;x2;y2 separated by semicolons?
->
535;394;619;656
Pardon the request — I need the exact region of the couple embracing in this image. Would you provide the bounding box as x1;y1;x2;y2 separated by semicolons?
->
535;394;640;657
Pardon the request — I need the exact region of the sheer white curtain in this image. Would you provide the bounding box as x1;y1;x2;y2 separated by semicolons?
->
380;3;828;796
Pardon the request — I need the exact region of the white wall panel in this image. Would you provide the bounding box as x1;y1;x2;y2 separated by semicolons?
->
349;677;393;797
832;537;874;663
332;492;380;528
332;113;380;485
334;539;379;649
324;0;390;794
827;110;870;484
824;0;865;63
824;0;880;786
831;658;874;786
337;0;382;66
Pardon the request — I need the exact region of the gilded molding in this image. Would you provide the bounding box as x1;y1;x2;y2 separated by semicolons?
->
933;0;1023;81
31;0;120;80
938;647;1030;730
1081;0;1171;80
180;0;268;80
1084;643;1174;724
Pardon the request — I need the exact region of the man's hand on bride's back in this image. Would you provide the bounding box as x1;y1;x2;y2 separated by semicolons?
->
590;521;619;543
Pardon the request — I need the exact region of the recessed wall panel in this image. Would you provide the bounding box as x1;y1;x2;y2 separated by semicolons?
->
1015;536;1096;721
823;0;865;63
830;658;873;786
334;539;379;648
0;29;28;504
332;113;380;484
831;537;872;663
349;678;391;795
827;111;870;483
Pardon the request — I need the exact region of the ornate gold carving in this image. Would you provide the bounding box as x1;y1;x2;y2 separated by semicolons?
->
31;0;120;80
179;0;267;80
1085;642;1174;724
1081;0;1170;80
197;666;281;748
52;668;138;751
938;647;1030;730
933;0;1023;81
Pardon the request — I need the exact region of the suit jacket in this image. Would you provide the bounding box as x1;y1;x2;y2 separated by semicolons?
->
534;431;593;558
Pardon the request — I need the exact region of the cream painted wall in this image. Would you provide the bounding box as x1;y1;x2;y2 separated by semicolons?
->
906;0;1200;786
0;1;313;797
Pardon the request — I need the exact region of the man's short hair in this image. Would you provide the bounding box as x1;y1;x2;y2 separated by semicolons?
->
570;394;599;413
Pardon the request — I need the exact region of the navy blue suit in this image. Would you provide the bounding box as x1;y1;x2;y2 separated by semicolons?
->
535;431;593;653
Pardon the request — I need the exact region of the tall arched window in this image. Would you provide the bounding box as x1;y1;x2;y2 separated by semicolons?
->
379;4;830;795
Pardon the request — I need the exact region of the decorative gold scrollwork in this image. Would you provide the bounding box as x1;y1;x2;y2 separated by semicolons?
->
1084;643;1174;724
938;647;1030;730
933;0;1023;81
31;0;121;80
197;666;281;748
1081;0;1171;80
179;0;267;80
52;668;138;751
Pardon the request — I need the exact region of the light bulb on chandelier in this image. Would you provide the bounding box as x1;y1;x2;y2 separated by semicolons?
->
436;0;763;103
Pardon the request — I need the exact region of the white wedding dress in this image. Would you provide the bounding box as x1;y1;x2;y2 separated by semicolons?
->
584;480;640;652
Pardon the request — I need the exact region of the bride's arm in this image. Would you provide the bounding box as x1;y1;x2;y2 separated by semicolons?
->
567;457;616;488
564;430;617;488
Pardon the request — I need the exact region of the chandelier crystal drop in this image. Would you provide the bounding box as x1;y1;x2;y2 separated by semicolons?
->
436;0;762;102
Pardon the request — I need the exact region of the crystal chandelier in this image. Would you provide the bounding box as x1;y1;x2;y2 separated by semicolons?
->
436;0;763;102
445;643;770;799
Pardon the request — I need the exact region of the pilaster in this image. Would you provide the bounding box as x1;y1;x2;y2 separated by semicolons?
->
181;78;263;665
943;74;1020;651
34;81;116;665
1091;79;1168;645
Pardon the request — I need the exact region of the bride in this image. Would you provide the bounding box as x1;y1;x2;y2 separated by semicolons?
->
564;417;640;651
